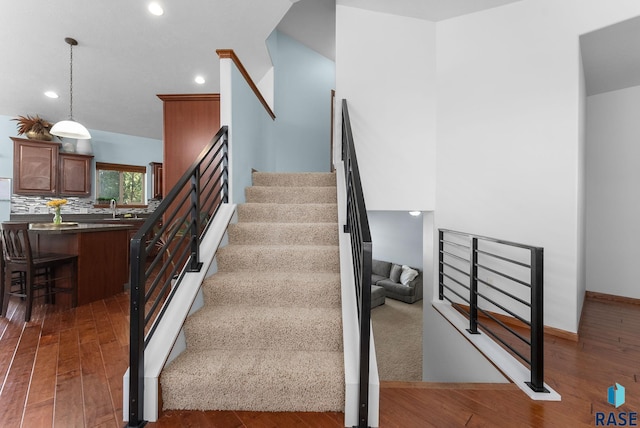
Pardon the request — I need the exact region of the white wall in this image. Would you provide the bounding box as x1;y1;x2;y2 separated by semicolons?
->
586;85;640;300
368;210;423;268
335;6;436;211
435;0;640;333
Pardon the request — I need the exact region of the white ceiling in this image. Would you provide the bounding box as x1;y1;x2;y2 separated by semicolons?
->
1;0;634;142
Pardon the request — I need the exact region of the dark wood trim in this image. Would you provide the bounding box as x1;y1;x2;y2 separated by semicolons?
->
453;303;579;342
216;49;276;120
156;94;220;102
585;290;640;305
95;162;146;174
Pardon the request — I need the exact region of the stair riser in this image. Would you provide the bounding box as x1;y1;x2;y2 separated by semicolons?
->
245;187;337;204
237;204;337;223
252;172;336;188
217;247;339;273
228;223;338;246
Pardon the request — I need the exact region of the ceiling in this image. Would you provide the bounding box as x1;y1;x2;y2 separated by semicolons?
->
1;0;635;141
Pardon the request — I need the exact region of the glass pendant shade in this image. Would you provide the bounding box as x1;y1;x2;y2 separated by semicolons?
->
50;120;91;139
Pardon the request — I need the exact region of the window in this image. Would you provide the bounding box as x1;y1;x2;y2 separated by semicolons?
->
95;162;146;205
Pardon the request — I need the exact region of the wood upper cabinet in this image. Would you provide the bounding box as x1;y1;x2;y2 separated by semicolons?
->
12;137;93;197
59;153;93;197
150;162;163;199
12;137;59;196
157;94;220;194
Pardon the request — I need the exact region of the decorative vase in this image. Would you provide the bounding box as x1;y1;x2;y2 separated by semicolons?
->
26;130;53;141
53;207;62;225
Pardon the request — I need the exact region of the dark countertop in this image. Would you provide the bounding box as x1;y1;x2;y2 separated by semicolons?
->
28;222;135;234
12;213;149;223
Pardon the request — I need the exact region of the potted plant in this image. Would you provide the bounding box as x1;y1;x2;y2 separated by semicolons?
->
12;114;55;141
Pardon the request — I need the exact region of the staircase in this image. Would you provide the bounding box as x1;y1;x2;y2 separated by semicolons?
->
160;171;344;412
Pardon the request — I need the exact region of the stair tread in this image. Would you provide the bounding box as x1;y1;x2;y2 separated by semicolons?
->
228;222;339;246
252;172;337;188
202;272;341;308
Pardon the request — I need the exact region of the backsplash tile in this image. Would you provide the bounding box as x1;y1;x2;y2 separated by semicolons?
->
11;195;160;215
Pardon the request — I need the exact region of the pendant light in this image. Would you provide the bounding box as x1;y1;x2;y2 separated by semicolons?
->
50;37;91;139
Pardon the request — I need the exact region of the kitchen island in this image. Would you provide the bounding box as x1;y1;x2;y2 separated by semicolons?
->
29;223;134;306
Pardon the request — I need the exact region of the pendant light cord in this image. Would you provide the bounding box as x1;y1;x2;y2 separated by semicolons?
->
69;41;73;120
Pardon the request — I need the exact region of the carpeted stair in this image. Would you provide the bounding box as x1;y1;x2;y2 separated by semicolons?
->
160;172;344;412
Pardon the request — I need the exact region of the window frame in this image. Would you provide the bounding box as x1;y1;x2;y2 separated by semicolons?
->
94;162;148;207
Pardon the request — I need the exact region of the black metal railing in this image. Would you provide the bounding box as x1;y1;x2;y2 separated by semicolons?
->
342;100;372;428
127;126;228;427
438;229;547;393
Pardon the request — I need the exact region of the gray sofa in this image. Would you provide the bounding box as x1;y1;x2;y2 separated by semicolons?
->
371;259;423;304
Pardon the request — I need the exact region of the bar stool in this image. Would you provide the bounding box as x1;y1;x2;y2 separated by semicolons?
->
0;222;78;322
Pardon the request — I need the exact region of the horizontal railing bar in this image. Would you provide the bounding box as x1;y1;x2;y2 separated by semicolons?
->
441;260;470;277
476;249;530;268
144;237;192;327
477;277;531;308
476;263;531;288
441;239;471;250
441;283;471;305
475;292;530;326
143;219;191;299
440;229;542;252
143;265;188;348
442;272;471;291
440;250;470;264
477;307;531;345
477;320;531;366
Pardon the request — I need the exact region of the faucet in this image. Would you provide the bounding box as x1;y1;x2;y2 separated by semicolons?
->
110;199;117;219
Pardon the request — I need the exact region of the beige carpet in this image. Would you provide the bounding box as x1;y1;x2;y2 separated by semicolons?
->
160;172;345;412
371;297;423;382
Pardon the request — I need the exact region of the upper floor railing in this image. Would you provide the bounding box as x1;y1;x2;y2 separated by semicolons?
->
342;100;373;428
127;126;228;427
438;229;547;393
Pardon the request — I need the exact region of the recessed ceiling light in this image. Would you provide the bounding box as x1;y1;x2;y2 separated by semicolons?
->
44;91;59;99
194;75;205;84
148;2;164;16
409;211;421;216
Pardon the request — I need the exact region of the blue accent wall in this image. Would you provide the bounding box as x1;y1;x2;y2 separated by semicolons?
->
231;66;277;203
228;31;335;203
268;31;335;172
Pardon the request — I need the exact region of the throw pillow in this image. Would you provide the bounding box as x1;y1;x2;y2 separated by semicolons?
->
400;265;419;286
389;264;402;283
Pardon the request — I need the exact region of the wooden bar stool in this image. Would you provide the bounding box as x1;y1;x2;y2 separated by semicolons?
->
0;222;78;322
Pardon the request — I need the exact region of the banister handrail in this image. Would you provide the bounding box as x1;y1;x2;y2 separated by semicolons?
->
341;99;372;428
216;49;276;120
438;228;547;393
127;126;228;427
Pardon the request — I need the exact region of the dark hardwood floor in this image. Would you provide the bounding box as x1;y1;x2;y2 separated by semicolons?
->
0;292;638;427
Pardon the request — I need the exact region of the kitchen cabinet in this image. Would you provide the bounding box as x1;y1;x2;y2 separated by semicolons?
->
11;137;93;197
59;153;93;197
11;137;59;196
157;94;220;193
150;162;163;199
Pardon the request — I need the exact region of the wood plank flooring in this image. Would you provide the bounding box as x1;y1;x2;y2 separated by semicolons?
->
0;293;638;427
